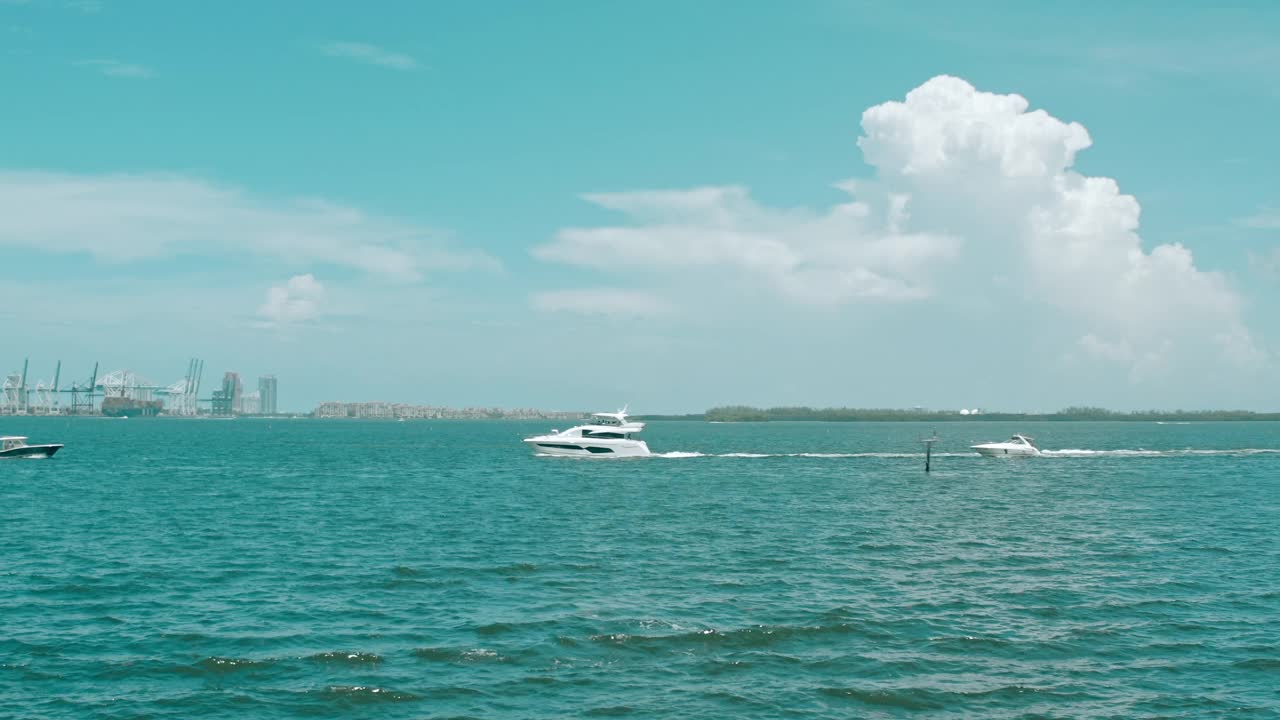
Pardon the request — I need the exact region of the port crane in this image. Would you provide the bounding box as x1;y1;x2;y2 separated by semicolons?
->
57;362;100;415
97;369;165;399
32;361;61;414
156;359;204;416
1;358;27;414
7;359;207;416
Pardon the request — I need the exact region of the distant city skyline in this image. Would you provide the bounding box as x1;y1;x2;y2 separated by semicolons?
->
3;2;1279;412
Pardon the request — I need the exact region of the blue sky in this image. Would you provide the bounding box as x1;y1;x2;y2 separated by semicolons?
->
3;0;1279;412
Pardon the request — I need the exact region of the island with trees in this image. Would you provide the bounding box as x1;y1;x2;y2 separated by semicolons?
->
630;406;1280;422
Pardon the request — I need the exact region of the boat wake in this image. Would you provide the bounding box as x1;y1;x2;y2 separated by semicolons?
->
653;451;983;459
648;449;1280;460
1039;448;1280;458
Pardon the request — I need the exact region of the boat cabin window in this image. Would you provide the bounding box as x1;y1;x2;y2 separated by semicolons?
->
584;431;625;439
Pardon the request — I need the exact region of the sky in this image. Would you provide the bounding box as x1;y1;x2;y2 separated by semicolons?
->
2;0;1280;413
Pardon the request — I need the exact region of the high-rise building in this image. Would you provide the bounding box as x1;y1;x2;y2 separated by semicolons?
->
211;372;236;416
221;372;242;414
258;375;278;415
241;391;260;415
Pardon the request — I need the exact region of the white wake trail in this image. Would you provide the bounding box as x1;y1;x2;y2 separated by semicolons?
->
647;449;1280;460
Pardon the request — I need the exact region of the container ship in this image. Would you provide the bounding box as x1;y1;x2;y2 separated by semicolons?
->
101;397;163;417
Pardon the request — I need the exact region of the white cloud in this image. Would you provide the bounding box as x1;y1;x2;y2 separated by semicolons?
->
1250;249;1280;276
536;75;1264;378
536;185;959;304
0;171;496;281
858;75;1262;372
74;59;154;78
257;274;325;327
321;41;418;71
1238;209;1280;230
531;288;674;319
1077;334;1172;383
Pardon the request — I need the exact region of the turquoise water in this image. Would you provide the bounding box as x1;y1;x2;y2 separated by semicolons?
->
2;418;1278;718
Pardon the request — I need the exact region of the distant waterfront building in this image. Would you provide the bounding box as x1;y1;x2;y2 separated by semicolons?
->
230;373;243;413
311;401;582;421
258;375;278;415
213;372;242;416
241;391;261;415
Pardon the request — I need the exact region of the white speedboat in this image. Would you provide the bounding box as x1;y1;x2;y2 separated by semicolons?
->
0;436;63;459
524;408;651;457
972;434;1040;457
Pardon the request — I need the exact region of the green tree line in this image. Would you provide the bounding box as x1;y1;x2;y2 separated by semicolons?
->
700;405;1280;422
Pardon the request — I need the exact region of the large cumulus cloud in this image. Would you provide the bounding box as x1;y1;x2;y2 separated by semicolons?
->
536;75;1263;378
860;76;1260;374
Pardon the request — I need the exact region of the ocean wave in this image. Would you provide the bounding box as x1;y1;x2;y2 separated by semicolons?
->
194;656;277;674
1233;658;1280;670
584;706;637;717
318;685;420;703
586;622;886;651
306;651;383;665
413;646;508;663
818;686;943;710
819;683;1067;709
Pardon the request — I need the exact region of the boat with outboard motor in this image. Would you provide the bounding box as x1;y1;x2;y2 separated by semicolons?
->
972;434;1040;457
0;436;63;459
524;407;651;457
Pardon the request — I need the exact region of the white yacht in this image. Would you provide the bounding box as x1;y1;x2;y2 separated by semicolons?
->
972;434;1040;457
0;436;63;459
524;408;651;457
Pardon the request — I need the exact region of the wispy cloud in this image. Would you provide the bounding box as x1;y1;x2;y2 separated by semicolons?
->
0;170;498;281
1237;209;1280;230
321;41;418;71
75;58;154;79
536;185;957;305
531;288;674;319
1249;249;1280;277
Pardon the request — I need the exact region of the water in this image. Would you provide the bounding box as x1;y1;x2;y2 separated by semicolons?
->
2;418;1278;718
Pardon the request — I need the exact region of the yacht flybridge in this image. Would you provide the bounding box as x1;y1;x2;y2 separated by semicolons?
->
524;407;651;457
971;434;1041;457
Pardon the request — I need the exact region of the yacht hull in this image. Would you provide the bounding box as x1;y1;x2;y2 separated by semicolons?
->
524;438;651;457
0;444;63;459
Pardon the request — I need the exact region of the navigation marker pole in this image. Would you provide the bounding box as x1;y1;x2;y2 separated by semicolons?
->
923;429;939;473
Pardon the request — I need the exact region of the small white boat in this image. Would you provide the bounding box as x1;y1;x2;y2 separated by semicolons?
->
972;434;1040;457
0;436;63;459
524;407;651;457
